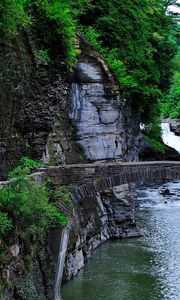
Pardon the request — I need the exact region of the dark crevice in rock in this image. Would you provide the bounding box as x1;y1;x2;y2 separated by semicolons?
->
36;253;49;298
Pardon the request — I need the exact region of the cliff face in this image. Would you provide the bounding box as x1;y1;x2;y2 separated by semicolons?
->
0;32;143;179
0;32;83;179
1;182;139;299
68;55;142;161
1;32;143;299
63;184;140;281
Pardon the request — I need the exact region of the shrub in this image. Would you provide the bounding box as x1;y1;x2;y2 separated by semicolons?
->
144;136;166;153
0;0;31;36
54;186;73;209
0;157;68;242
0;212;13;235
35;49;51;63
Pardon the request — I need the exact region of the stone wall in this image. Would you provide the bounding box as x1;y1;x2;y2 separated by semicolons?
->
1;161;180;299
37;161;180;190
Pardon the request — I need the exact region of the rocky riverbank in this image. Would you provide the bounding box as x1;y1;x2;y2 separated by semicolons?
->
63;184;141;280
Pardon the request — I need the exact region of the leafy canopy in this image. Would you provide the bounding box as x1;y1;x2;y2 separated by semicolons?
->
0;0;178;125
80;0;177;123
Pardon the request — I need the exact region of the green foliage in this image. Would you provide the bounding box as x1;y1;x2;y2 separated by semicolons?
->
85;27;137;90
85;27;102;52
76;143;86;159
0;212;13;235
144;136;166;153
1;0;178;135
20;156;43;168
35;49;50;63
0;0;31;36
141;109;166;153
80;0;177;124
34;0;81;68
160;46;180;118
106;49;137;89
8;156;43;178
54;186;73;209
0;0;88;68
49;209;68;226
0;157;67;243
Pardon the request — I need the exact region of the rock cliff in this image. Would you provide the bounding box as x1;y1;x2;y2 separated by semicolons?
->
0;32;83;179
63;184;140;280
68;55;142;161
0;34;143;180
0;32;162;300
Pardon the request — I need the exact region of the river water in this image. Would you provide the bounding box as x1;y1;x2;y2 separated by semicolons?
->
61;181;180;300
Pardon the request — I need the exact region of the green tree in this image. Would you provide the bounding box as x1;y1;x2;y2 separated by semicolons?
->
80;0;177;125
160;24;180;118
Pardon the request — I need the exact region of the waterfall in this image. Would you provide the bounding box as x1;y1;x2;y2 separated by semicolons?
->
54;225;70;300
161;123;180;154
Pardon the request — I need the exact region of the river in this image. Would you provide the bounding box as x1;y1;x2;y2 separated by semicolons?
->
61;181;180;300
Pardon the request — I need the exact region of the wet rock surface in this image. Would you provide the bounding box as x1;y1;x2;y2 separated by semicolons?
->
0;34;86;179
70;55;108;84
63;184;141;280
68;56;142;161
139;139;180;161
135;181;180;208
0;33;68;178
170;119;180;136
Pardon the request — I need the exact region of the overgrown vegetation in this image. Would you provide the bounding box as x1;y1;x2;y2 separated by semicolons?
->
54;186;73;209
160;42;180;118
0;157;67;259
144;136;166;153
0;0;179;137
80;1;178;127
0;0;86;68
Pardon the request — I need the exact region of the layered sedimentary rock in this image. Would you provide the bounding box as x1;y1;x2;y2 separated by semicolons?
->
0;33;83;179
68;55;142;161
63;184;140;280
0;36;145;299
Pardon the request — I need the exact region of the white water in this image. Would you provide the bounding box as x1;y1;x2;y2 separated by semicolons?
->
161;123;180;154
137;181;180;209
54;225;70;300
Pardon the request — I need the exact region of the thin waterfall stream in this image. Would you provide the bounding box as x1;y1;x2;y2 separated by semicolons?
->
54;225;70;300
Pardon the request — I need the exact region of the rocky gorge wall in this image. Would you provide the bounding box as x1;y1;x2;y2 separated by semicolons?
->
68;55;142;161
0;34;143;300
0;31;144;180
63;183;140;281
1;160;180;299
0;31;84;179
0;181;140;299
1;30;179;299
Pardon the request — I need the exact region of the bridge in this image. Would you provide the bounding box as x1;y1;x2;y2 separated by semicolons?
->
38;161;180;201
